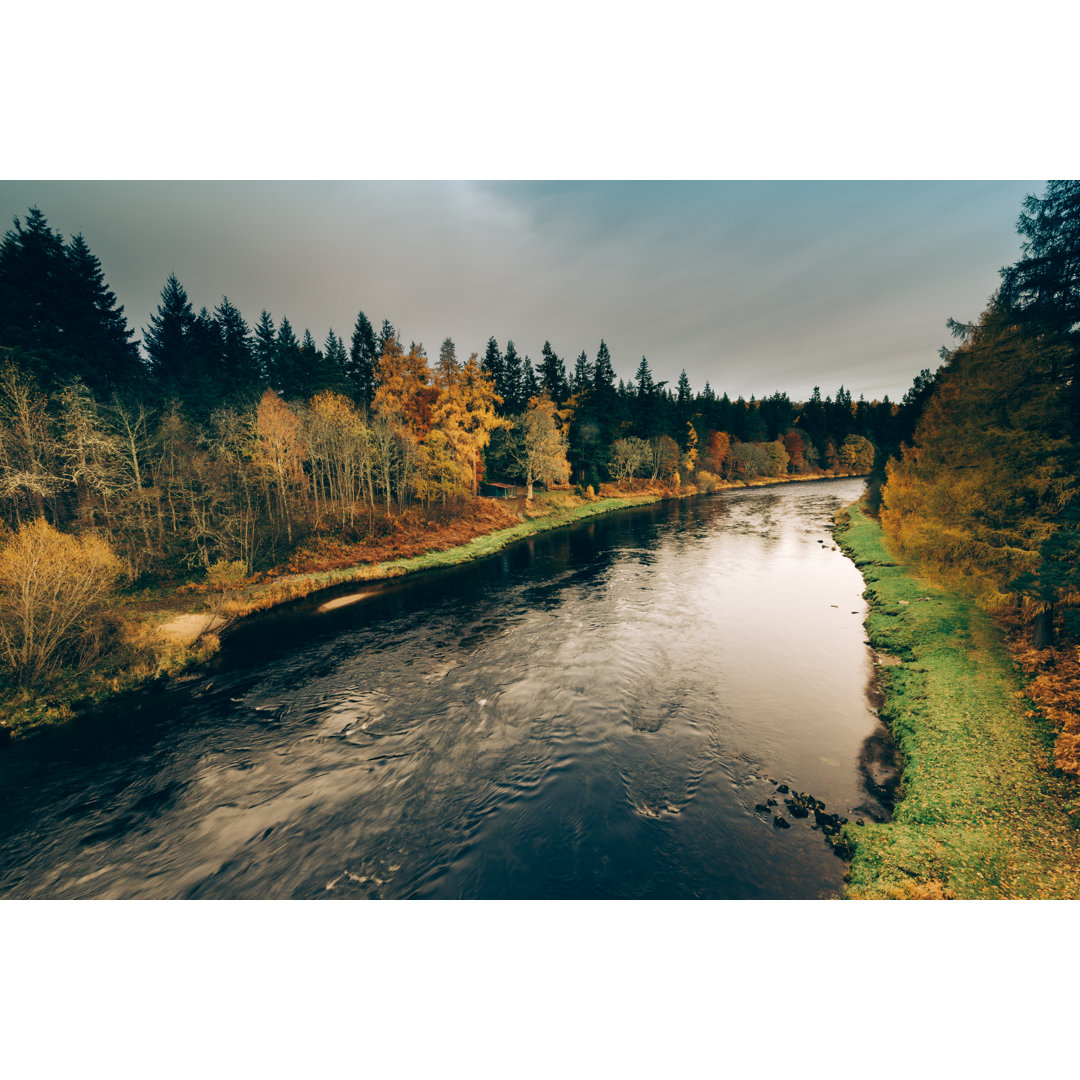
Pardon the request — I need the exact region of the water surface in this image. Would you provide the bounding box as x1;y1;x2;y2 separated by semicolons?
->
0;478;892;899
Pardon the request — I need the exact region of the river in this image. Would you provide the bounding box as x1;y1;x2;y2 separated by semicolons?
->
0;478;895;899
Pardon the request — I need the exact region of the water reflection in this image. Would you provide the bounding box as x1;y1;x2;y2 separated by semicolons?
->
0;478;891;899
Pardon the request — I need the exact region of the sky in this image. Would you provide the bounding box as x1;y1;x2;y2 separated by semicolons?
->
0;179;1040;403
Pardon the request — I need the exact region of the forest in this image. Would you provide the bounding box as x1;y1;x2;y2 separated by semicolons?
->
0;204;906;693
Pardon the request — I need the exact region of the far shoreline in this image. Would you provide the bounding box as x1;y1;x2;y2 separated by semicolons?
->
0;470;868;745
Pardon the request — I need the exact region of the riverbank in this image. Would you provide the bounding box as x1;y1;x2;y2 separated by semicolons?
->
0;488;662;741
833;503;1080;898
0;470;864;744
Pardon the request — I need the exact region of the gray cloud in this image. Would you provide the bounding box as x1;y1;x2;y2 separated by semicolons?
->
0;179;1038;401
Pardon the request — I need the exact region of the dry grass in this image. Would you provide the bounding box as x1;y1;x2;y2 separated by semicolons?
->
1010;638;1080;780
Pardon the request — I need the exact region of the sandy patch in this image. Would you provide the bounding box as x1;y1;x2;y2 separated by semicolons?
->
160;613;227;641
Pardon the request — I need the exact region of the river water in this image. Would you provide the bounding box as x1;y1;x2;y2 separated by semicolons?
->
0;478;894;900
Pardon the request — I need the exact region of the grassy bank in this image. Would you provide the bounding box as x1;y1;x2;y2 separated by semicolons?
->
0;490;662;740
833;503;1080;898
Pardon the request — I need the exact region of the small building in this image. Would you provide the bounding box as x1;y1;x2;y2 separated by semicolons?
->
480;481;520;499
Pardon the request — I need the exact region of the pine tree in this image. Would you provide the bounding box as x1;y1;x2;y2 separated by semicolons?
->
214;296;261;402
188;305;224;412
1000;179;1080;414
521;355;540;403
271;316;304;400
376;319;396;360
539;341;569;404
482;336;503;400
593;339;615;396
634;356;660;438
0;207;68;355
252;311;276;384
348;310;377;407
572;350;592;394
323;329;349;394
62;233;142;392
143;273;196;398
502;340;524;414
675;370;693;425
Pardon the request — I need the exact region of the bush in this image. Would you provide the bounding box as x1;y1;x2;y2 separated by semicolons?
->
694;469;722;492
0;519;122;683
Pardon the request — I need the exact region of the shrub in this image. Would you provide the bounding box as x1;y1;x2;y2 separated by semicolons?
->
0;519;122;683
694;469;721;492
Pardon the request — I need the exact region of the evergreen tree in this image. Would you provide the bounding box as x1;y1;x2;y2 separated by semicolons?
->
271;316;305;400
62;233;142;392
675;370;693;426
252;310;276;384
593;339;615;396
572;350;592;394
482;336;503;399
539;341;569;404
184;305;225;415
323;329;349;393
214;296;262;402
347;310;377;407
1000;179;1080;413
502;339;524;414
521;355;540;403
143;273;196;397
376;319;396;360
0;207;68;355
634;356;660;438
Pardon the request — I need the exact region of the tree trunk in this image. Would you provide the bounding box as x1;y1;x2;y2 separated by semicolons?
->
1033;605;1055;650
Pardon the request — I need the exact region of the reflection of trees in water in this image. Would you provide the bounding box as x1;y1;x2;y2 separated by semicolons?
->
854;726;901;822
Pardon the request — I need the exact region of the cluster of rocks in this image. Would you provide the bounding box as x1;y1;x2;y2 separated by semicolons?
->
754;780;854;854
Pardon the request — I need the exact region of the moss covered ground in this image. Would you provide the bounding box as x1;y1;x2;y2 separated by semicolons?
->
834;504;1080;898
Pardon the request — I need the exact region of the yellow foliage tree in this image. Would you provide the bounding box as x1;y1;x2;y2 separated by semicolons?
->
254;389;307;543
0;518;122;682
880;304;1075;622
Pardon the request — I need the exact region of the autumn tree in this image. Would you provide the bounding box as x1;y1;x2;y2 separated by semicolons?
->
305;390;371;527
610;436;649;488
0;363;62;523
647;434;680;482
0;518;121;683
681;421;699;481
506;395;570;499
782;430;806;474
839;434;875;473
703;431;731;477
254;389;307;544
880;303;1075;643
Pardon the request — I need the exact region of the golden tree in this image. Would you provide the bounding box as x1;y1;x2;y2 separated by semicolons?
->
254;389;307;543
0;519;121;682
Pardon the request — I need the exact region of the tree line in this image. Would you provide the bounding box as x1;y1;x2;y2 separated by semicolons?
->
0;203;901;596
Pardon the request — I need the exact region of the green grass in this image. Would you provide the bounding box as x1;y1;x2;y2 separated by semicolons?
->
834;503;1080;898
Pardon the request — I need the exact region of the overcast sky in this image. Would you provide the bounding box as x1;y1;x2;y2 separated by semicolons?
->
0;179;1039;402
